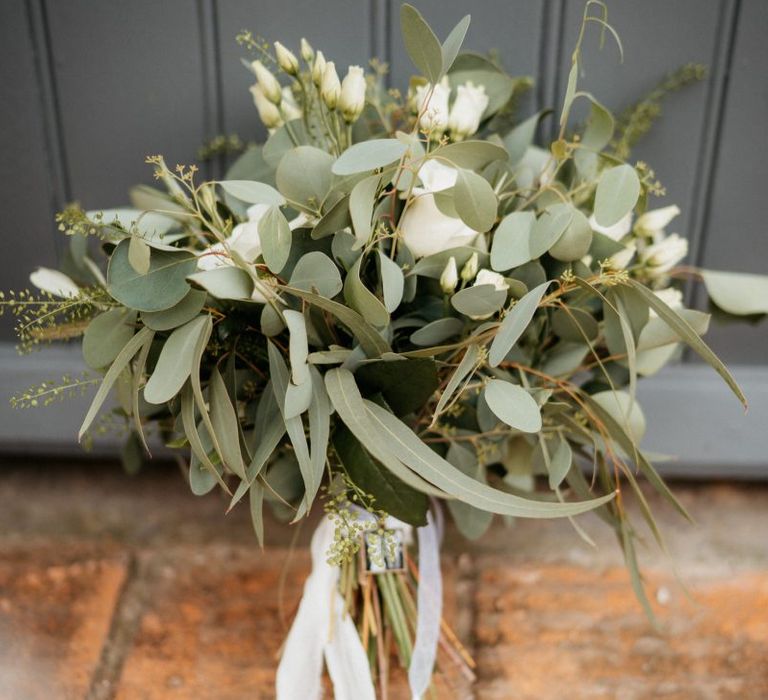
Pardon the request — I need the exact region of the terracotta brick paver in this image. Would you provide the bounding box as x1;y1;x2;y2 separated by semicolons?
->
0;462;766;698
0;544;127;700
473;564;768;700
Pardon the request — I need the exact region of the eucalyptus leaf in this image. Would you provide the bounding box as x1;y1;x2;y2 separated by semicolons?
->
626;279;747;408
400;3;443;83
441;14;471;74
187;267;254;300
434;344;479;418
356;357;439;416
451;285;507;319
484;379;542;433
548;205;592;262
377;251;404;312
312;194;351;239
491;212;536;271
529;207;572;259
144;315;209;405
489;281;550;366
218;180;285;206
259;205;292;273
289;251;342;298
343;256;390;328
334;425;428;526
410;317;464;346
701;269;768;315
453;169;497;232
83;308;137;369
503;111;543;164
141;289;207;331
594;164;640;227
276;146;334;210
79;327;154;440
349;174;380;247
128;236;151;275
332;139;408;176
433;141;508;170
446;443;493;539
362;390;614;517
209;366;247;478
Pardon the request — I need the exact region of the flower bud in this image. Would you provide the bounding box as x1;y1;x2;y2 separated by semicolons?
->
274;41;299;75
321;61;341;110
312;50;327;86
448;81;489;140
339;65;366;123
250;84;283;128
640;233;688;275
251;60;282;104
440;256;459;294
300;38;314;62
280;87;302;122
413;78;451;135
461;252;479;282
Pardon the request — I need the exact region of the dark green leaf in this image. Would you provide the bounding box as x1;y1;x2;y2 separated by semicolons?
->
356;357;439;416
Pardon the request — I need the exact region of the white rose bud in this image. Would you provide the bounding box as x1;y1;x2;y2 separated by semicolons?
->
312;50;327;86
607;241;636;270
414;78;451;135
461;252;479;282
274;41;299;75
589;212;632;241
448;81;489;140
251;60;282;104
471;269;509;319
650;287;684;318
250;84;283;129
339;65;366;123
280;87;302;122
640;233;688;275
321;61;341;110
300;38;314;62
634;205;681;240
440;256;459;294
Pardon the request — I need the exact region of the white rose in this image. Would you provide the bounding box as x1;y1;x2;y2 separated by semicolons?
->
634;205;680;240
589;212;632;241
414;78;451;134
448;81;489;140
400;160;479;258
339;65;366;123
515;146;556;190
29;268;80;298
197;204;305;302
640;233;688;275
311;50;326;86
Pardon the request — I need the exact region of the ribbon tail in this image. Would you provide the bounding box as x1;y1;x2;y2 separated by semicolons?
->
276;517;336;700
324;591;377;700
408;511;443;699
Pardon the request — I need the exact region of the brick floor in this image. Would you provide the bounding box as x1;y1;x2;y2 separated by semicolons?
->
0;461;766;699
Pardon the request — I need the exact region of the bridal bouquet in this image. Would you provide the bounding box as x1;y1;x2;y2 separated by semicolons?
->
4;2;767;697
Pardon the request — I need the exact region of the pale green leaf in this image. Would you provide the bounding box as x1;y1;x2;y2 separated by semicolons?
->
276;146;334;209
128;236;151;275
343;256;390;328
594;164;640;227
441;14;471;74
79;327;154;440
491;211;535;271
218;180;285;206
259;205;292;273
332;139;408;176
400;3;443;83
489;281;550;366
144;315;208;405
434;344;479;418
484;379;542;433
83;308;137;369
187;267;254;300
453;169;497;232
701;269;768;316
349;174;380;247
209;366;247;478
377;251;404;312
141;289;207;331
433;141;507;170
451;284;507;318
289;251;342;298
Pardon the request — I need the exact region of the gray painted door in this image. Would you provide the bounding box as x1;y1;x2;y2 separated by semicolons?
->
0;0;766;470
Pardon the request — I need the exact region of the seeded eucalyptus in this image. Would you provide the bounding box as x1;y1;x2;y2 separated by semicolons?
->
4;2;767;695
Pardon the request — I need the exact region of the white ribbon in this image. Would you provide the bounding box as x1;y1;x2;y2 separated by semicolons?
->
276;508;443;700
276;516;376;700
